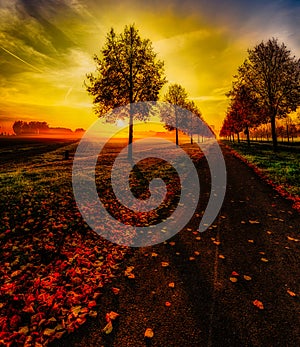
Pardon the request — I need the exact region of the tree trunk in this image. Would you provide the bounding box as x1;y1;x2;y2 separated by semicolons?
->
270;115;278;151
175;108;179;146
286;123;290;143
128;109;133;160
128;44;134;160
245;125;250;147
237;132;240;143
190;115;193;144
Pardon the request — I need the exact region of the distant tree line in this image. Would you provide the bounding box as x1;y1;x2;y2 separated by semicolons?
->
220;38;300;150
13;121;49;135
222;117;300;143
12;120;85;136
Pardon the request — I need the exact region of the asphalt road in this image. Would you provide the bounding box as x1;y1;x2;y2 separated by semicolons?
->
52;144;300;347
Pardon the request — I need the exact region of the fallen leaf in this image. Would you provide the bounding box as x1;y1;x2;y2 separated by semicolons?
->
76;317;86;326
151;252;158;257
43;328;56;337
213;241;221;246
194;251;200;256
248;239;254;243
231;271;239;276
266;231;272;235
253;300;264;310
71;306;82;317
125;266;134;273
161;262;169;267
169;241;176;246
165;301;172;307
287;289;297;297
230;277;238;283
168;282;175;288
112;287;120;295
18;326;29;335
249;220;260;224
287;236;299;242
261;258;269;262
125;266;135;278
144;328;154;338
243;275;252;281
102;321;113;334
218;254;225;259
89;311;97;318
195;237;201;241
88;300;97;308
106;311;119;321
189;257;195;261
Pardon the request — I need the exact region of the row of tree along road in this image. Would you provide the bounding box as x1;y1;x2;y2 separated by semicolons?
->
220;38;300;150
85;24;210;159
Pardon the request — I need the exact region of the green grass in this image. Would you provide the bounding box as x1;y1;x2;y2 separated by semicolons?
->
0;141;131;346
223;140;300;197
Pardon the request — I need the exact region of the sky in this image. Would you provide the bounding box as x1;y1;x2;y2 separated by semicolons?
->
0;0;299;134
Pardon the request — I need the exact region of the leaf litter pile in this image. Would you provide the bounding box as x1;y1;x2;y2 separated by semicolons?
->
0;140;203;346
0;143;130;346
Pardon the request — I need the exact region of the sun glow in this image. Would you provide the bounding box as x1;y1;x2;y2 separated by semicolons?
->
115;119;126;127
0;1;299;135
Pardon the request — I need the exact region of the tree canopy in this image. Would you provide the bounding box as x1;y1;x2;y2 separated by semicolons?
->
162;83;189;145
233;38;300;150
86;24;166;157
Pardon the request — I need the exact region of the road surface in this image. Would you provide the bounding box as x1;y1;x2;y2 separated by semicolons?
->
52;144;300;347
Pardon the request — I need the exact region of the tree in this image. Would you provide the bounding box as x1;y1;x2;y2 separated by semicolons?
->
12;121;50;136
238;38;300;151
86;24;166;159
162;83;189;146
289;123;298;142
184;100;203;144
277;125;285;142
13;121;24;136
219;118;231;140
226;78;261;146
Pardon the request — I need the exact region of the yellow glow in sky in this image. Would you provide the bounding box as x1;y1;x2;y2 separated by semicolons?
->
0;0;299;135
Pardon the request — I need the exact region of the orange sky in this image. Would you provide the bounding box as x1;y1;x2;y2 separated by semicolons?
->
0;0;299;135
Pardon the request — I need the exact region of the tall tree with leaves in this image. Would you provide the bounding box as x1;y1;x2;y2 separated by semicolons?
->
238;38;300;151
162;83;189;146
86;24;166;158
227;81;260;146
184;100;203;144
